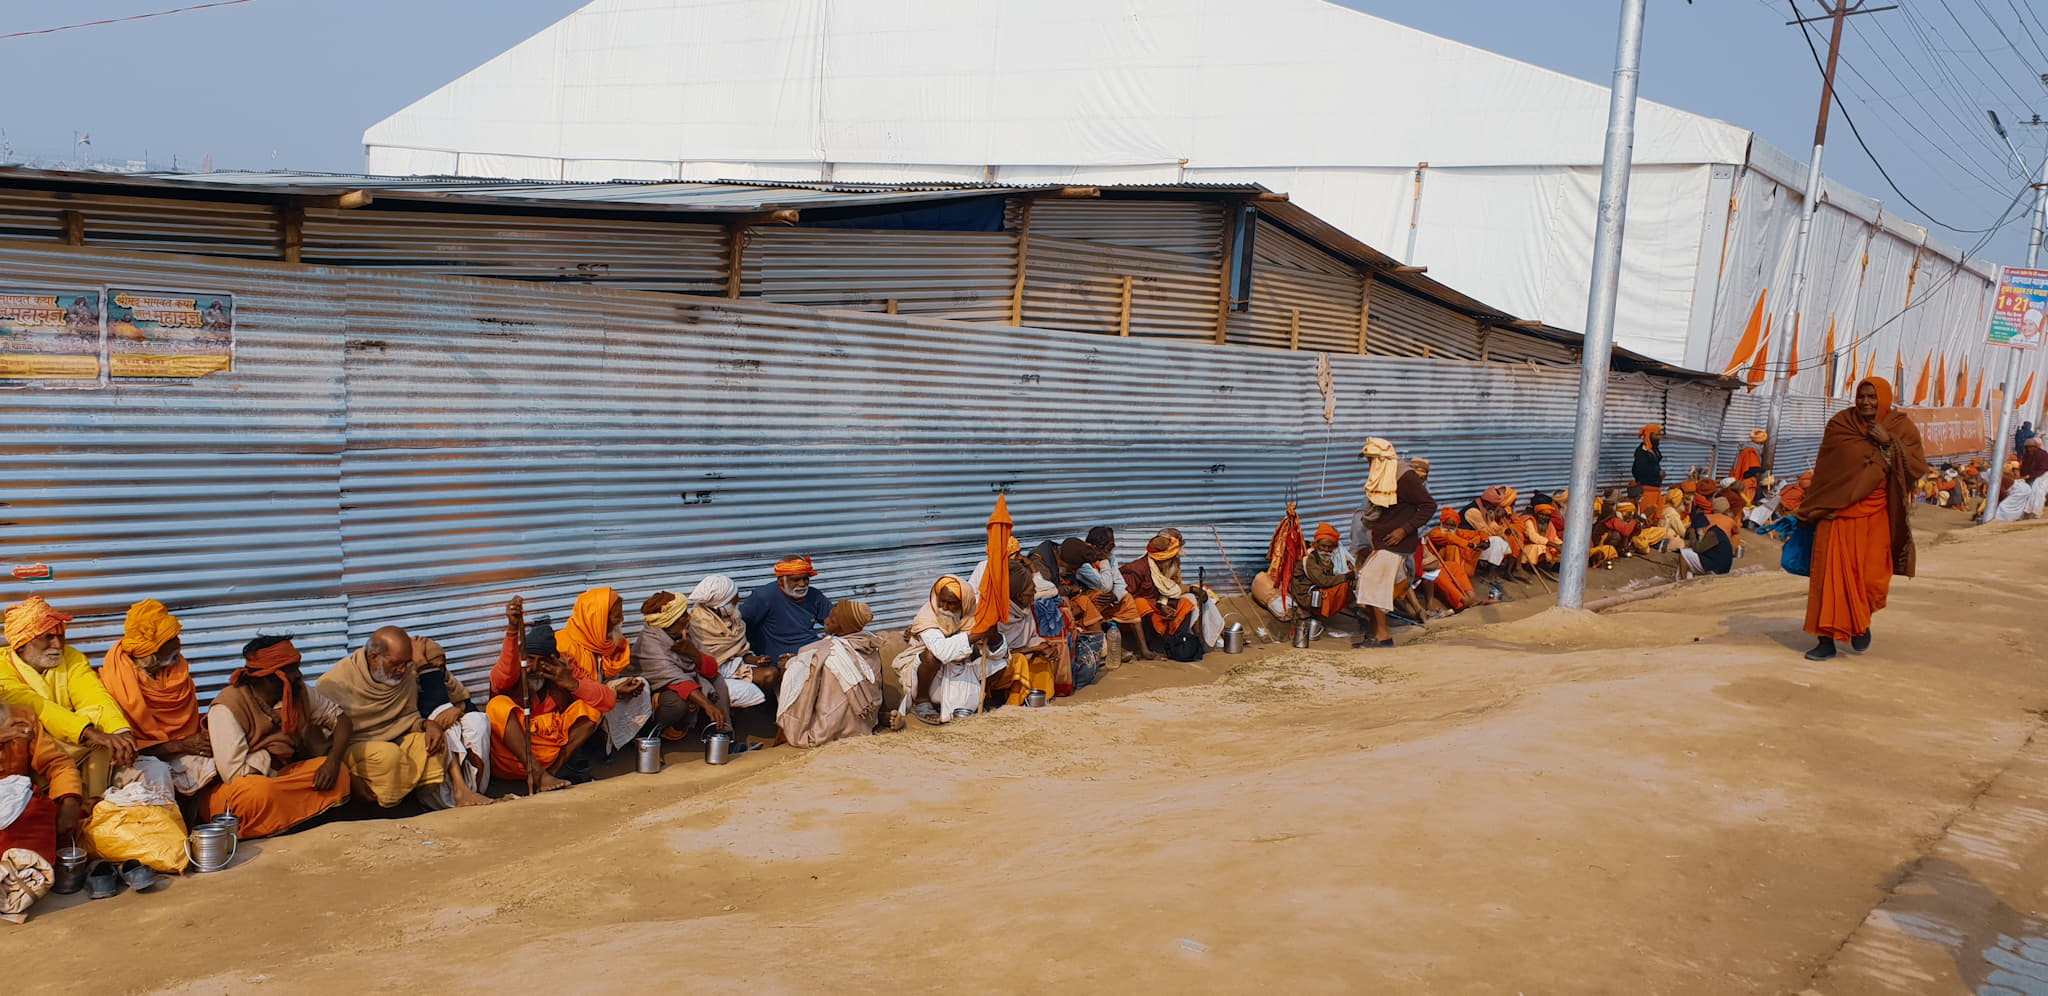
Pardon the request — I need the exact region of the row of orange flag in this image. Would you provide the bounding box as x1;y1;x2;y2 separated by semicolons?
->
1721;290;2034;409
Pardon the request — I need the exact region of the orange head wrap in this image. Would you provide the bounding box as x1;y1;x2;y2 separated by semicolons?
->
4;596;71;652
773;556;819;579
1440;508;1461;526
1481;486;1506;507
119;598;182;657
558;587;630;680
1312;522;1341;545
1639;423;1663;445
1147;535;1183;561
234;638;306;735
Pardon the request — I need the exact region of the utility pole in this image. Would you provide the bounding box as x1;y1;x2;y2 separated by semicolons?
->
1980;111;2046;523
1557;0;1646;610
1762;0;1896;475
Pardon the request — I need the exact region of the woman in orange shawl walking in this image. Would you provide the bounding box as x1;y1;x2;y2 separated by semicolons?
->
1797;377;1928;661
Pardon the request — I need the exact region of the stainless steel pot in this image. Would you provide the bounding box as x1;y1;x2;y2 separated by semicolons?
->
705;730;732;765
636;735;663;773
1222;622;1246;654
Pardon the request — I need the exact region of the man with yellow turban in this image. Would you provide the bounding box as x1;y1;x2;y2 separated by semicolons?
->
740;556;835;662
0;596;136;798
99;599;216;797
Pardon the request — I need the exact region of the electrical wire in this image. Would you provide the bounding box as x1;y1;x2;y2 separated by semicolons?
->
0;0;261;41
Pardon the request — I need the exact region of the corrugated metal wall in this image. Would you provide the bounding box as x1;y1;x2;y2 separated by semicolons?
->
741;227;1018;321
0;242;1729;696
302;207;729;295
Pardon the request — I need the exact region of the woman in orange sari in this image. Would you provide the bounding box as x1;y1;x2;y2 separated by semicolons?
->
1797;377;1928;661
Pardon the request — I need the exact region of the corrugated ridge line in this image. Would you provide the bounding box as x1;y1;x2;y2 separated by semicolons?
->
1021;236;1218;339
744;228;1016;319
1369;283;1486;360
1230;265;1365;352
0;190;277;259
1026;199;1226;257
302;208;727;294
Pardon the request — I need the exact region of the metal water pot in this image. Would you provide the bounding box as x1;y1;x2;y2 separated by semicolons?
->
635;735;663;774
52;845;88;894
1222;622;1247;654
186;824;237;872
211;812;240;842
1025;689;1047;708
1290;619;1311;649
705;730;732;765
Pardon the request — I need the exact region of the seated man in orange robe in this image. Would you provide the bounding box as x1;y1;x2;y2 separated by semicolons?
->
1287;522;1357;623
1425;508;1495;611
99;599;217;802
487;598;616;793
1119;534;1202;656
204;637;355;839
0;701;84;921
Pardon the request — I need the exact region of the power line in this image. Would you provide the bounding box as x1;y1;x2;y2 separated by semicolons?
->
0;0;262;41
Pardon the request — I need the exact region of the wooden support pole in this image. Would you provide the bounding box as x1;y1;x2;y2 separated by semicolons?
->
1289;308;1301;350
1356;277;1374;355
726;225;747;300
278;202;304;263
1117;275;1133;336
1009;198;1033;326
59;210;83;246
885;299;899;315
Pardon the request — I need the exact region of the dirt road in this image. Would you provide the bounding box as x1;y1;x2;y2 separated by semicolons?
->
11;513;2046;994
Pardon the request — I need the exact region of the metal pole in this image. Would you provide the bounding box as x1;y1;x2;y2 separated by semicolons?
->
1763;1;1852;475
1982;153;2046;522
1557;0;1646;610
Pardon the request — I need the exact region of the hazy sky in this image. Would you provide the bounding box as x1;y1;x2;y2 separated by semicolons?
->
2;0;2044;265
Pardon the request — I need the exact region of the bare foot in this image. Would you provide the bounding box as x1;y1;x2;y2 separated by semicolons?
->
536;772;571;793
452;784;496;807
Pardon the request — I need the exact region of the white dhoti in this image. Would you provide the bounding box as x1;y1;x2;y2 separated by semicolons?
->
1679;548;1704;576
418;712;492;811
2030;478;2048;518
1996;481;2034;521
1354;550;1404;612
1479;536;1510;566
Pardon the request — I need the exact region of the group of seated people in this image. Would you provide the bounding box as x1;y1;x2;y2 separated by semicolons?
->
0;521;1231;920
1982;436;2048;521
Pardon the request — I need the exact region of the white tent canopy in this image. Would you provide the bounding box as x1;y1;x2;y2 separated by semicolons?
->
367;0;2037;404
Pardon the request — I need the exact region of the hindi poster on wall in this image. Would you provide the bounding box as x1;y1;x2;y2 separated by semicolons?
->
0;288;104;388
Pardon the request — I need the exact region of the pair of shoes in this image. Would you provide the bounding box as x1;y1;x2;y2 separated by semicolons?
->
119;859;159;892
1804;637;1837;661
1850;630;1872;653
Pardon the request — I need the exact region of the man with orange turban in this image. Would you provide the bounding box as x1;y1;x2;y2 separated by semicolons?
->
0;596;136;799
1120;534;1202;657
1287;522;1357;628
1633;424;1666;496
1425;508;1494;611
203;636;355;838
741;556;835;663
99;599;216;797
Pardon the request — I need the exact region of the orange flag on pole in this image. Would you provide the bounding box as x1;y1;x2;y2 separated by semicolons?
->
1725;290;1768;377
1935;354;1948;406
1865;350;1878;383
971;494;1013;632
1823;318;1837;398
1913;353;1931;405
1956;358;1969;407
1972;368;1985;407
1746;315;1772;390
2019;372;2036;408
1786;316;1801;379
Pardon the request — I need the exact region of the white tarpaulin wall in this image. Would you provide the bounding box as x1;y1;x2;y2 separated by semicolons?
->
365;0;2042;420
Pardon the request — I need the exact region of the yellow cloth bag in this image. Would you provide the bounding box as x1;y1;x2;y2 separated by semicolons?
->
82;803;190;873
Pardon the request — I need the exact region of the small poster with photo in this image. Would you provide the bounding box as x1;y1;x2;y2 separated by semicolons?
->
105;288;235;379
0;288;105;388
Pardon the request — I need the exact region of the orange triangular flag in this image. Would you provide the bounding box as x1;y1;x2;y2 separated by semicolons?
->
1746;315;1772;389
1972;369;1985;407
971;495;1014;632
1866;350;1879;382
1786;316;1801;379
1935;354;1948;406
1823;318;1837;398
1913;353;1931;405
1956;358;1969;407
2019;372;2036;408
1725;290;1768;377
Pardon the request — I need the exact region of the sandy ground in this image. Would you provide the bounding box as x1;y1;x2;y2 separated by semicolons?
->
9;507;2041;994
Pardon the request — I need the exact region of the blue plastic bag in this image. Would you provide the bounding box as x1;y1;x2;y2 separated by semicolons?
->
1780;519;1815;577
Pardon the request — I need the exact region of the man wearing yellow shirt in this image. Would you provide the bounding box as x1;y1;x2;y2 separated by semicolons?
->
0;596;136;798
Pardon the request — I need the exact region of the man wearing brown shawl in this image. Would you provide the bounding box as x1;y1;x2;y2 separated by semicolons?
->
1797;377;1929;661
777;601;884;747
317;627;491;808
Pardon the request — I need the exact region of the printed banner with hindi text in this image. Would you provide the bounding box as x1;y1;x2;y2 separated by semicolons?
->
1988;266;2048;349
1904;406;1987;458
105;288;233;379
0;288;103;387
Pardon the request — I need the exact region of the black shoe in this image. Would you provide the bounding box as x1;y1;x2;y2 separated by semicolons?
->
561;757;594;785
1804;637;1837;661
1850;630;1871;653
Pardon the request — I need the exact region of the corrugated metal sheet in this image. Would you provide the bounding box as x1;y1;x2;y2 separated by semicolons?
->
302;208;729;295
1026;198;1227;257
0;247;350;696
1229;265;1365;352
1020;236;1219;339
741;227;1018;320
1370;283;1486;360
0;188;278;258
0;242;1732;694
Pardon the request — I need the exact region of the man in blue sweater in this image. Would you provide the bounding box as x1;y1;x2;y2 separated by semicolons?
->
740;556;834;663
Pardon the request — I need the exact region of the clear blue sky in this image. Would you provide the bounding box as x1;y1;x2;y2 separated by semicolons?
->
2;0;2043;265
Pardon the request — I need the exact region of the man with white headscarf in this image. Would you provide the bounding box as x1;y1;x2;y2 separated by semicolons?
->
686;575;779;713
